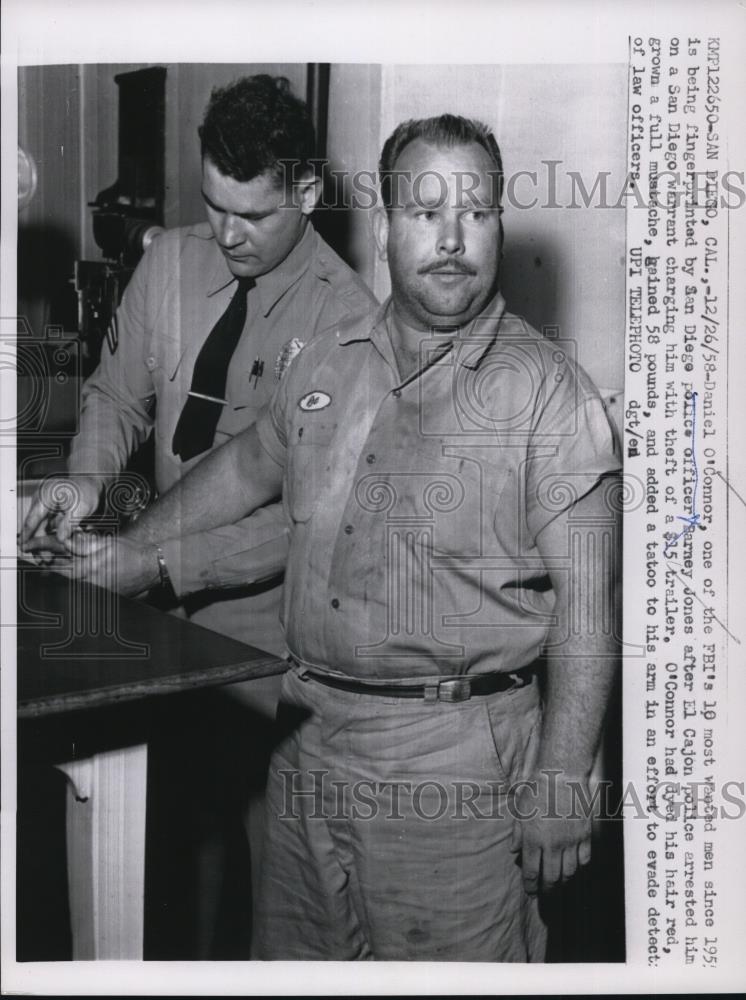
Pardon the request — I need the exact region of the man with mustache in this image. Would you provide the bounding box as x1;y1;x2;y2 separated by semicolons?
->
52;114;621;960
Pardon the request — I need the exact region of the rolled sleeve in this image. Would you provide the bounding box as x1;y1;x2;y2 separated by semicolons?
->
526;394;621;543
256;363;294;467
160;503;291;598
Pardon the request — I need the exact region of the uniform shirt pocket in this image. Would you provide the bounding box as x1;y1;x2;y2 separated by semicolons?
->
144;338;186;384
426;462;486;559
286;418;336;523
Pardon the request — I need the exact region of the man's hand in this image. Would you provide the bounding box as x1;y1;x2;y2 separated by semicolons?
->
49;530;161;598
510;770;593;896
19;476;100;561
511;482;619;897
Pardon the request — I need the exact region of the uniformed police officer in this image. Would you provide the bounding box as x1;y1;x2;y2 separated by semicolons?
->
20;74;376;958
22;74;376;657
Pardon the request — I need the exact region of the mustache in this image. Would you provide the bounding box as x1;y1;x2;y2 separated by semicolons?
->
418;260;476;275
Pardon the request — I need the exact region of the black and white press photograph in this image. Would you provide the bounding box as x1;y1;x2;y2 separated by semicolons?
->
2;1;744;995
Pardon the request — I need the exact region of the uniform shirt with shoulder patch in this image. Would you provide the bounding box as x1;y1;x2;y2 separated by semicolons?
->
257;294;621;678
68;221;377;655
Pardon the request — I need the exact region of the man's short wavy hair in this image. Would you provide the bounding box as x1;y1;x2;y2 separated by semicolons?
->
378;114;504;211
199;74;316;187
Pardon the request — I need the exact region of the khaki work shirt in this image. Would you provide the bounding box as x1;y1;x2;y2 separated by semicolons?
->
257;294;621;677
69;222;377;655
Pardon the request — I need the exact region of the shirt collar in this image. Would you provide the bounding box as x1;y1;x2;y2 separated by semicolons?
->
337;299;391;345
254;223;315;316
203;222;316;313
339;292;508;372
451;291;508;369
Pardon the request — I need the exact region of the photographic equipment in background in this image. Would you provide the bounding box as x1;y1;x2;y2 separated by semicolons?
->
75;66;166;371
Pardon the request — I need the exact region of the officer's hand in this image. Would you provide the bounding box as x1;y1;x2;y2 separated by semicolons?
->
510;770;593;896
19;476;100;561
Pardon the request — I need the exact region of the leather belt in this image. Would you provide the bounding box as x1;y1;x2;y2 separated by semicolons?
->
298;663;536;703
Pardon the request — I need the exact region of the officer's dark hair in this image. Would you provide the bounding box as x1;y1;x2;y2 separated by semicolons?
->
199;75;316;187
378;114;504;212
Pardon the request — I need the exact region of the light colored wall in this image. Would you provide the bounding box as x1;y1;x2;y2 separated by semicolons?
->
327;63;627;396
326;64;382;288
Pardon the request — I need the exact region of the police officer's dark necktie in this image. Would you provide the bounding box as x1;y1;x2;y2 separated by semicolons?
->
172;276;254;462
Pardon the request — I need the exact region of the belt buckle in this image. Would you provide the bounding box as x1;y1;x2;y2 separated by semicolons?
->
437;678;471;703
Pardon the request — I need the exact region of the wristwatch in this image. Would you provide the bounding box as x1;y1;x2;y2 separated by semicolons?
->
155;544;175;597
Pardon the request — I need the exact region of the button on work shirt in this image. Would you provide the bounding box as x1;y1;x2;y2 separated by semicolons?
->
257;294;621;678
69;222;376;655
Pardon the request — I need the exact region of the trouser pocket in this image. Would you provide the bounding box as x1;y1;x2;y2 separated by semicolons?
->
481;682;542;789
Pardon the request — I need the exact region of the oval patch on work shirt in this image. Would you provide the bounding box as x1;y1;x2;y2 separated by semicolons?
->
299;391;332;412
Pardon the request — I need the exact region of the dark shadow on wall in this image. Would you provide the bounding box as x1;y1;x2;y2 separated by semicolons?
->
311;166;355;269
17;223;79;339
16;688;297;962
313;205;354;268
499;232;561;336
143;690;261;959
16;763;72;961
16;223;80;477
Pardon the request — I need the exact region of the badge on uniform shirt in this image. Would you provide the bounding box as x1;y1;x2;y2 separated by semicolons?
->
299;390;332;411
275;338;305;380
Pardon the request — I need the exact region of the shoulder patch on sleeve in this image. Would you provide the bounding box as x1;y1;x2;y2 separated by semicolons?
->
106;313;119;355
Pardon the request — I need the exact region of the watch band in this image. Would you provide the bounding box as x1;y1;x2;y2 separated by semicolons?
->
155;544;172;591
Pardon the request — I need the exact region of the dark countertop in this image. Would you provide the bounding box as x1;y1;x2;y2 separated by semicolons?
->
17;561;287;718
